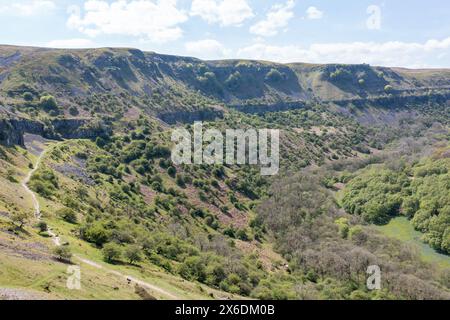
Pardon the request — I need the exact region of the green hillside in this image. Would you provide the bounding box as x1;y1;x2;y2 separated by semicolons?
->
0;45;449;300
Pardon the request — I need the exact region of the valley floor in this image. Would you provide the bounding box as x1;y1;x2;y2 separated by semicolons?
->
376;217;450;270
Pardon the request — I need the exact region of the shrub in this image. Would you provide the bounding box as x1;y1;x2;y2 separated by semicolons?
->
102;242;122;263
124;245;143;264
224;227;236;238
225;72;242;90
335;218;349;238
81;222;110;246
39;95;58;111
167;166;177;177
69;106;79;116
384;85;394;93
178;256;206;282
23;92;34;102
151;181;163;192
11;212;29;229
329;68;351;81
53;246;72;262
176;174;186;188
205;216;219;230
236;229;250;241
265;69;284;82
190;208;206;218
198;191;208;202
212;167;225;179
57;208;78;224
211;179;220;189
6;169;18;183
37;221;48;233
30;180;53;198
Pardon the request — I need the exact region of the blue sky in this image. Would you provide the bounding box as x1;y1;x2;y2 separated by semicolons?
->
1;0;449;68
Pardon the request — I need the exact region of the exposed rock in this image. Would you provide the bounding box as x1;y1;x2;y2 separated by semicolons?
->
158;108;224;124
0;116;111;146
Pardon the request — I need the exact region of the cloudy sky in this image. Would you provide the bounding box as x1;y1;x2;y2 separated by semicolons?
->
1;0;449;68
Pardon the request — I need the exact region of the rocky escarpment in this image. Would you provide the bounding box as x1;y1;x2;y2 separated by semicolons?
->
0;117;111;146
2;45;450;115
229;101;308;114
0;119;24;145
228;91;450;115
331;91;450;109
158;108;224;124
50;118;112;140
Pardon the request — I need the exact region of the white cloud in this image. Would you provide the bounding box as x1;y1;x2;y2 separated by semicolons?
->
0;0;56;16
250;0;295;37
185;39;231;59
190;0;254;27
46;38;96;49
236;37;450;68
306;6;323;20
67;0;188;43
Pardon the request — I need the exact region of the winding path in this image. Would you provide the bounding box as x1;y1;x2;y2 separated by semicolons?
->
22;149;61;246
22;144;179;300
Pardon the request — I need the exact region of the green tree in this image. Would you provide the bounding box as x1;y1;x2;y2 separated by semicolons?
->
167;166;177;177
265;69;284;82
335;218;349;238
53;246;72;262
23;92;34;102
178;256;206;282
57;208;78;224
124;245;143;264
81;222;110;246
11;212;29;229
384;85;394;93
39;95;58;111
236;229;249;241
102;242;122;263
37;221;48;233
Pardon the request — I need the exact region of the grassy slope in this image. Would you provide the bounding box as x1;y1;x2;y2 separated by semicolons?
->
0;140;245;300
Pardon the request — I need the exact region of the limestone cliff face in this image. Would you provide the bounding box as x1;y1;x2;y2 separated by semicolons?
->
0;117;111;146
332;91;450;108
51;119;112;140
0;119;26;145
158;108;224;124
229;101;307;114
228;92;450;115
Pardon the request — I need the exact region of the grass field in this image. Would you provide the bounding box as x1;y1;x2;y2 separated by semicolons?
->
375;216;450;270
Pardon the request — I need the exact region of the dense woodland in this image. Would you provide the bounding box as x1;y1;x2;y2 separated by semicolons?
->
258;132;450;299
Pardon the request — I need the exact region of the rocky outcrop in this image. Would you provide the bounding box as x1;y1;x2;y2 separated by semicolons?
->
229;101;307;114
158;108;224;124
332;91;450;109
0;119;28;145
229;91;450;115
0;117;111;146
51;119;112;140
